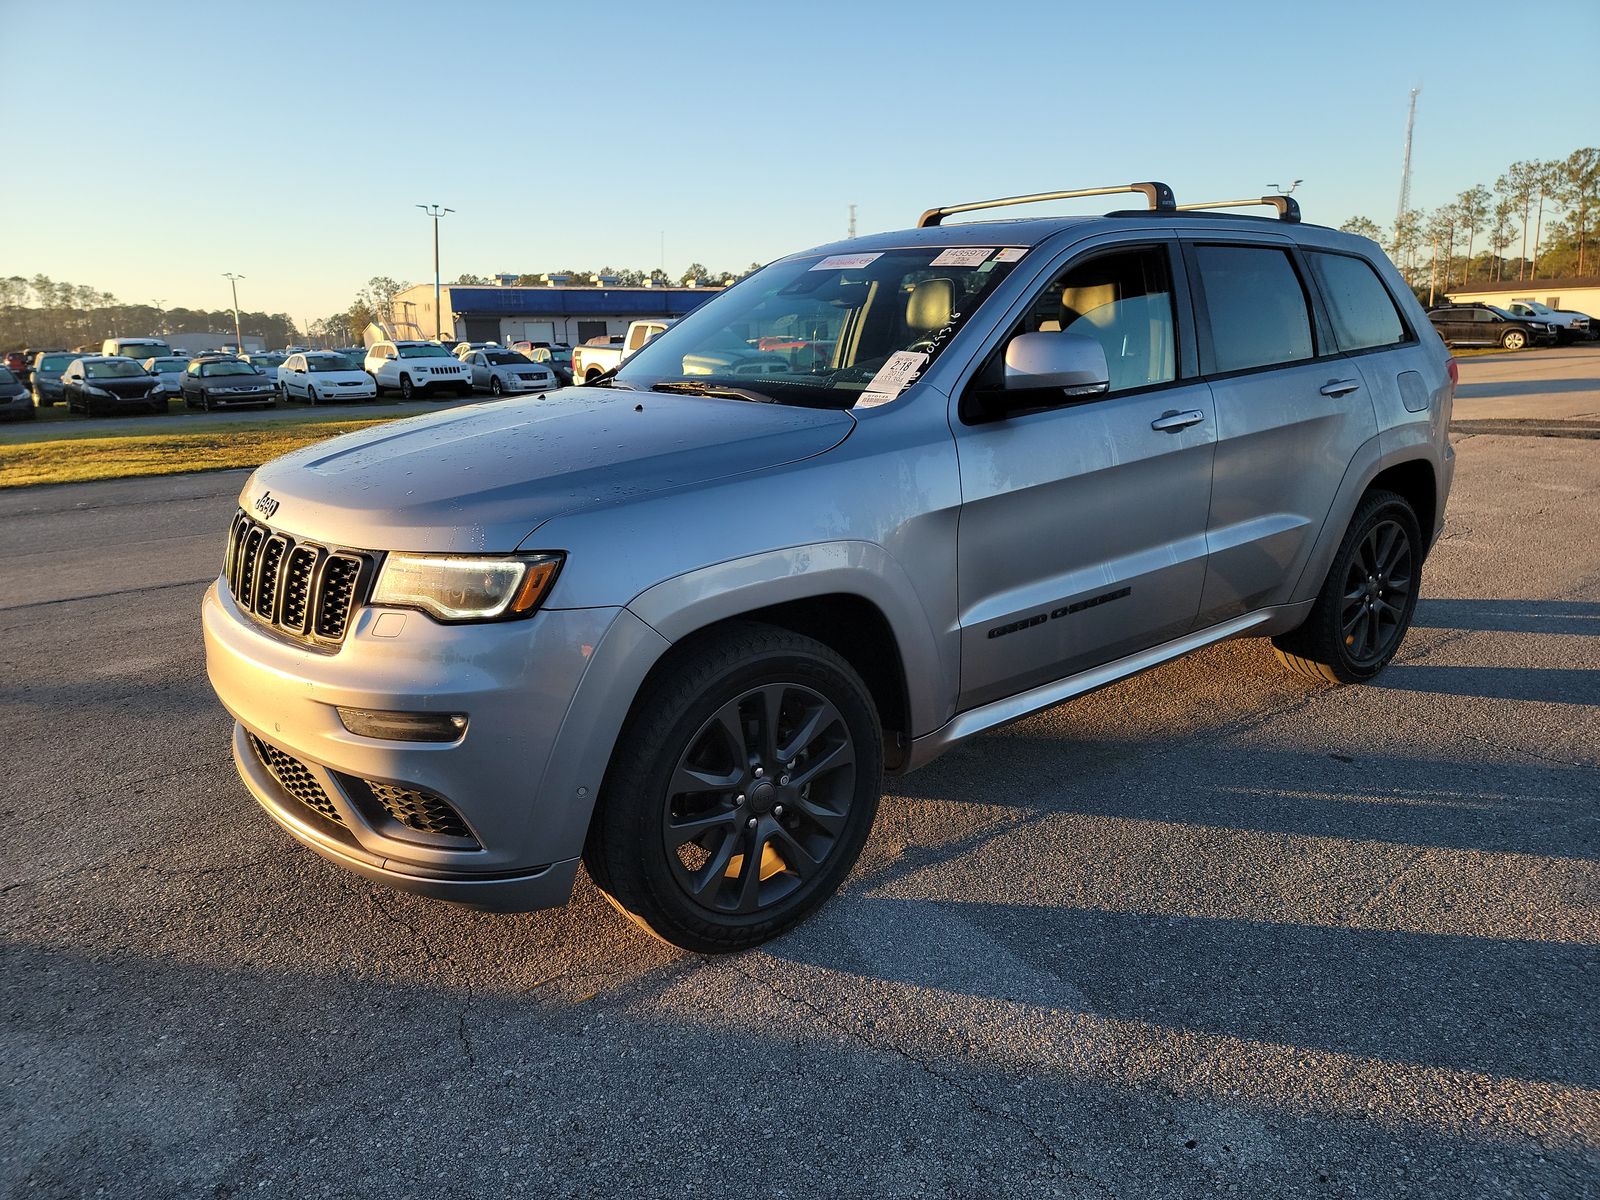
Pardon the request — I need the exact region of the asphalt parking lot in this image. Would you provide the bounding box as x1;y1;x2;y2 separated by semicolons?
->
1;365;1596;1197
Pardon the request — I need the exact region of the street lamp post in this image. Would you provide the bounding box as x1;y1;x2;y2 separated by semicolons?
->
416;204;454;339
222;273;245;352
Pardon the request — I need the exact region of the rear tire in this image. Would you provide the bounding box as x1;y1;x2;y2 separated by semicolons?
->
1272;489;1422;685
584;623;883;953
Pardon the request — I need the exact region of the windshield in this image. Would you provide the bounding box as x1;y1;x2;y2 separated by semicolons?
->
399;344;452;359
146;358;186;372
614;248;1018;407
115;342;171;357
86;360;148;379
201;361;258;377
249;354;285;368
0;368;16;385
308;355;357;372
484;351;528;365
37;354;75;372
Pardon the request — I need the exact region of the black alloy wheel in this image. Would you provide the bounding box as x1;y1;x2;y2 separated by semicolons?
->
584;623;883;952
1273;489;1422;684
661;682;857;918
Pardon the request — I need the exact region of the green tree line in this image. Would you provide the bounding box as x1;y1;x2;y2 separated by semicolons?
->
1338;146;1598;297
0;275;298;353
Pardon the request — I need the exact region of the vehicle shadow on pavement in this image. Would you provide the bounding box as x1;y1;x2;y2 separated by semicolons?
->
881;734;1598;861
1374;664;1599;705
1413;597;1600;636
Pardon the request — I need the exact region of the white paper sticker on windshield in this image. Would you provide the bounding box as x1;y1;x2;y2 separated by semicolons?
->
994;247;1028;262
810;253;882;271
856;350;929;408
929;247;993;268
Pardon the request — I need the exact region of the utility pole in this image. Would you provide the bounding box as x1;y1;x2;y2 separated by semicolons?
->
1395;87;1420;257
222;273;245;352
416;204;454;339
151;298;165;335
847;204;857;239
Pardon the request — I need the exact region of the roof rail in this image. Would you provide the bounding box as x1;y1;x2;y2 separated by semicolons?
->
918;182;1176;228
1176;195;1301;223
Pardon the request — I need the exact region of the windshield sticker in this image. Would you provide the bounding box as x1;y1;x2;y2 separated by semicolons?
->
994;247;1028;263
856;350;929;408
809;253;882;271
929;247;993;268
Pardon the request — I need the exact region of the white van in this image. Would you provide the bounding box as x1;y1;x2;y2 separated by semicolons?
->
102;337;175;360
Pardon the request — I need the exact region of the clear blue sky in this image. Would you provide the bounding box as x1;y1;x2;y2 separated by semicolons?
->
3;0;1595;326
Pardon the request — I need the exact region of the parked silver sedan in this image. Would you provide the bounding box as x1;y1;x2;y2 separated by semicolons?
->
466;348;557;397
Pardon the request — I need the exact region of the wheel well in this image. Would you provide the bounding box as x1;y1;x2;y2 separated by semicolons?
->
659;594;911;766
1368;459;1437;555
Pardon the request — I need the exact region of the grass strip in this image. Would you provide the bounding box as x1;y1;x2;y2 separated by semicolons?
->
0;418;392;488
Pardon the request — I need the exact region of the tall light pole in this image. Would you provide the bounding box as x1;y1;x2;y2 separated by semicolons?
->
416;204;454;339
222;273;245;352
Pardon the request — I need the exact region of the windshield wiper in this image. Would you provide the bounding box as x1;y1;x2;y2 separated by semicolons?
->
648;380;776;404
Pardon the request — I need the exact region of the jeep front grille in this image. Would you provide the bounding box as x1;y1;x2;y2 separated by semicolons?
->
224;511;374;647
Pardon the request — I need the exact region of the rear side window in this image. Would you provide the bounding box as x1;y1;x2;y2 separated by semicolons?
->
1193;244;1314;374
1307;252;1406;351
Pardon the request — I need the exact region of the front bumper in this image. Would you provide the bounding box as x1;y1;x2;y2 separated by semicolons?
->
0;392;32;418
206;390;276;406
203;578;664;909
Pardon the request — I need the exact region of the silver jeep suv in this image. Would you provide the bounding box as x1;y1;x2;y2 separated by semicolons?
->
203;183;1455;952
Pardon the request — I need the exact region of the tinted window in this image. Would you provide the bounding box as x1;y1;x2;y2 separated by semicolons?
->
1194;245;1314;373
1019;245;1177;393
1306;252;1406;352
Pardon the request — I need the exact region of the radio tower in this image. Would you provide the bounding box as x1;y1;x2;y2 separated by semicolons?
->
1394;87;1420;256
847;204;857;239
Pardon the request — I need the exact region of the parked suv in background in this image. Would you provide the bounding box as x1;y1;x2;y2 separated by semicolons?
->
1427;302;1554;349
29;351;77;405
364;340;472;399
204;183;1454;952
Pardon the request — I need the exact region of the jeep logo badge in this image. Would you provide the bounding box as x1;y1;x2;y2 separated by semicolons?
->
253;492;280;520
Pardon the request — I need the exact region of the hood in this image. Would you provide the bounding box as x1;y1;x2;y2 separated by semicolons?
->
243;385;856;552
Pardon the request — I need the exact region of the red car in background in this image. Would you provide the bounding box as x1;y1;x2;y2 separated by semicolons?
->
4;350;29;385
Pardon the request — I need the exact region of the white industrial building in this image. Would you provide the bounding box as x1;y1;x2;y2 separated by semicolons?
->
1445;276;1600;317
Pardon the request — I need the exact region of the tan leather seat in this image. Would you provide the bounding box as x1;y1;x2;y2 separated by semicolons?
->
906;278;954;334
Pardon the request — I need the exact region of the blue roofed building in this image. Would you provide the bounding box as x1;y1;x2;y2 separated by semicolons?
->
389;280;725;347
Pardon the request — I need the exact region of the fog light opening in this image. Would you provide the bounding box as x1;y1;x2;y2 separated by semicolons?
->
336;707;468;743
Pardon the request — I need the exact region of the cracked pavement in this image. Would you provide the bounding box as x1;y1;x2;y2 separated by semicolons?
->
1;413;1597;1196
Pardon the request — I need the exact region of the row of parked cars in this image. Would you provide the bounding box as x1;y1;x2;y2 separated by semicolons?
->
1;336;579;420
1424;300;1595;350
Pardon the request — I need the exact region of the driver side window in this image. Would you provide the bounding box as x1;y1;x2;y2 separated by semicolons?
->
1021;246;1177;393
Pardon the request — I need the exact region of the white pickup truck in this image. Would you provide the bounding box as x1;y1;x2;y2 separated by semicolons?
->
1501;300;1593;343
570;319;672;383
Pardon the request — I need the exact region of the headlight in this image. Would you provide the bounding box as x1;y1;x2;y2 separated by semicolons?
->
371;552;563;622
83;384;110;397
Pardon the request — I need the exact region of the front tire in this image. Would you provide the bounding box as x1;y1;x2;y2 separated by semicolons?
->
307;386;318;406
1272;489;1422;684
1501;329;1527;350
584;623;883;953
399;374;415;401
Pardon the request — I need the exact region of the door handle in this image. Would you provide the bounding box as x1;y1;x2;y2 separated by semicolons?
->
1150;409;1205;432
1320;379;1362;397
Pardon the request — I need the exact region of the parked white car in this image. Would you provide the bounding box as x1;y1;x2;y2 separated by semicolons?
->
1501;300;1592;343
143;356;191;397
464;348;558;397
279;351;379;405
363;340;472;399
